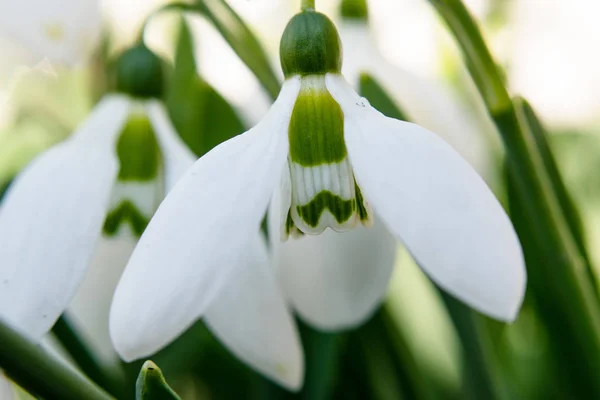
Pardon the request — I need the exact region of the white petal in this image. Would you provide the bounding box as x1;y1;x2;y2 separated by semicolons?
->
0;373;15;400
0;0;102;65
109;77;301;361
205;236;303;391
327;74;526;322
68;233;137;364
145;101;197;192
276;216;397;331
0;96;130;340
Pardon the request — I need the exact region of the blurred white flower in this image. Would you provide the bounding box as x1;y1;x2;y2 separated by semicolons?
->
0;0;102;68
339;19;490;177
0;95;196;342
110;10;525;390
509;0;600;125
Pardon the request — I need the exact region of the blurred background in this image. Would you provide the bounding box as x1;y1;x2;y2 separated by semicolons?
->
1;0;600;399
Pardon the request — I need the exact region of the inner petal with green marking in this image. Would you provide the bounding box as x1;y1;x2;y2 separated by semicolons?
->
286;75;371;236
104;107;164;237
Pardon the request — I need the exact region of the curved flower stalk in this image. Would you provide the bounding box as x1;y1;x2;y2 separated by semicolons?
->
110;7;526;390
0;46;197;343
0;0;101;66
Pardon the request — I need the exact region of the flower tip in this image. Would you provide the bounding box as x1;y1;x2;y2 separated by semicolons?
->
109;308;144;363
277;360;304;392
141;360;159;371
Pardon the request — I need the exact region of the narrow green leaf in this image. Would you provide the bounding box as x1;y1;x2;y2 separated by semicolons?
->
427;0;600;395
51;315;127;399
195;0;281;99
144;2;281;99
166;19;245;158
345;308;436;400
514;98;596;287
298;321;344;400
136;361;180;400
0;319;113;400
358;73;407;121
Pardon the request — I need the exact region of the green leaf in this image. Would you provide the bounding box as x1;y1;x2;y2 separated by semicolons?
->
51;315;127;399
166;18;245;158
0;319;113;400
145;1;281;99
515;98;595;284
136;361;181;400
426;0;600;394
195;0;281;99
358;73;407;121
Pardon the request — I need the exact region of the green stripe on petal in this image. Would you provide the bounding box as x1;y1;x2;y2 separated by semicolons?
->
103;200;150;237
117;114;161;181
289;76;346;166
296;190;355;228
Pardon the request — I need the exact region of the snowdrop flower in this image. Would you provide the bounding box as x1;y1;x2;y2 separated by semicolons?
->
110;8;526;390
0;0;101;67
274;0;495;331
0;44;196;341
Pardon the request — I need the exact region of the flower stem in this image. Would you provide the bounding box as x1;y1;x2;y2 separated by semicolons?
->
0;319;114;400
302;0;316;11
51;315;128;399
427;0;600;394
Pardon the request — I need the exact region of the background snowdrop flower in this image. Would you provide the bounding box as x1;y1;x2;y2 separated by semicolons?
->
110;7;526;390
0;0;101;65
0;44;196;342
0;0;102;81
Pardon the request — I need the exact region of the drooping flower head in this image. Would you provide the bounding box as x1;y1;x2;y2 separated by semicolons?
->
110;6;526;390
0;44;196;341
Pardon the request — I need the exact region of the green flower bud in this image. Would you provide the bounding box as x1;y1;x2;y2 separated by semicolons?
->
116;44;164;99
280;11;342;78
340;0;368;20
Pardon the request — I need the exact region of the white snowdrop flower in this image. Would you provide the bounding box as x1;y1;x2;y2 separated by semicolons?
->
0;45;197;342
272;2;494;332
110;9;526;390
0;0;102;66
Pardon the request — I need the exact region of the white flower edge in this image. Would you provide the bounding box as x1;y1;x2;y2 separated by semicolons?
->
326;74;526;321
0;95;130;340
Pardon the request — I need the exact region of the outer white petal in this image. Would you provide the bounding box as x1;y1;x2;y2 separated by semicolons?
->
276;217;397;331
327;75;526;322
0;96;130;340
145;101;197;192
109;77;301;361
205;236;303;391
0;0;102;65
